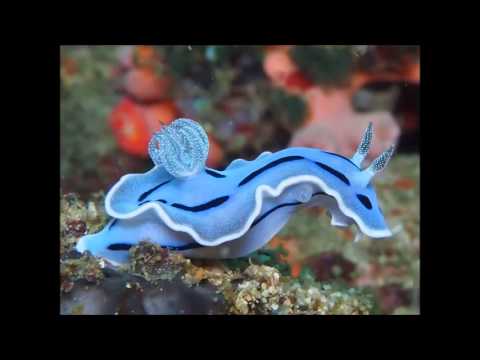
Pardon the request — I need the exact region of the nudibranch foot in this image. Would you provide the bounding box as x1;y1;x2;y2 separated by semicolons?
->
76;212;203;264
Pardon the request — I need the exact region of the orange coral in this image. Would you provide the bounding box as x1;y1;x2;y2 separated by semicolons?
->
405;61;420;83
268;236;303;278
143;100;179;132
61;57;78;76
109;98;224;167
110;99;179;157
393;178;416;190
263;47;315;94
124;68;172;102
263;47;299;91
133;45;161;68
206;134;224;168
109;97;152;157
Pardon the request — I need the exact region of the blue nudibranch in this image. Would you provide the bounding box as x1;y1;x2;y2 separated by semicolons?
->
77;119;395;264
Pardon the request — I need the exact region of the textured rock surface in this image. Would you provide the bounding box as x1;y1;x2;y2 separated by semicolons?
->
60;155;419;315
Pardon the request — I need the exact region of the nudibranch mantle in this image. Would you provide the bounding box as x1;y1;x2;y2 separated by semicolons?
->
77;119;394;263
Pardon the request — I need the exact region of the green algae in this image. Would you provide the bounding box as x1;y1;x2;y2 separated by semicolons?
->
224;246;292;276
60;192;108;258
60;46;118;187
291;46;355;87
60;253;105;293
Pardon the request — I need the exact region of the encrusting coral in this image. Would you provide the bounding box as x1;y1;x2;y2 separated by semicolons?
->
120;241;373;315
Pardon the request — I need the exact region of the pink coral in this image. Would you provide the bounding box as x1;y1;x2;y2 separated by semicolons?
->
290;86;400;160
263;46;314;95
263;47;298;88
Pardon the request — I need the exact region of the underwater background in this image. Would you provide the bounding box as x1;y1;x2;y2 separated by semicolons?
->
60;45;420;315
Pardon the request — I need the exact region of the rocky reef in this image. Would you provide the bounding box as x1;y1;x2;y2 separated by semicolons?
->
60;153;419;315
60;194;374;315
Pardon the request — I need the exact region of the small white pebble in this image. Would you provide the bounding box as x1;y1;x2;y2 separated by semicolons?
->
391;224;404;235
86;202;98;220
